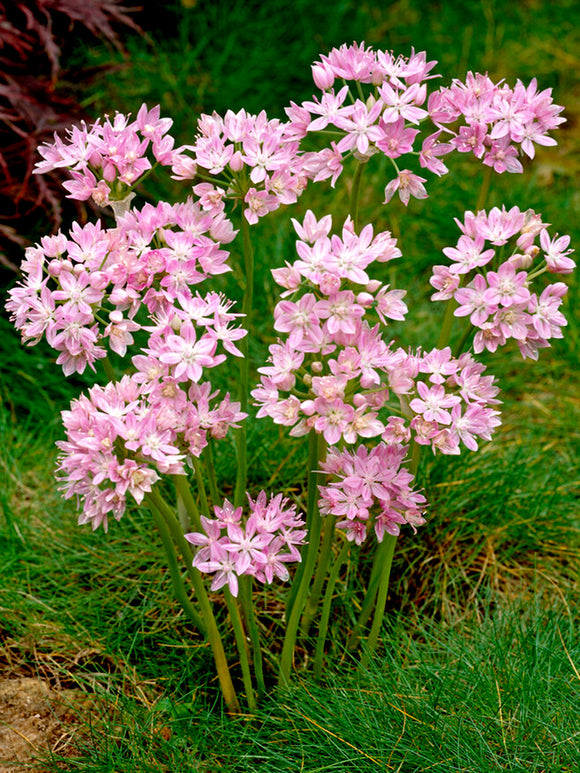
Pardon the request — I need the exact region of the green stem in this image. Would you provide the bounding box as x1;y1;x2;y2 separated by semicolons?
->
172;474;203;532
148;501;206;636
453;323;476;358
350;162;365;231
285;431;325;618
313;538;350;680
234;214;254;507
437;296;459;349
360;439;422;665
102;355;116;383
300;513;335;637
203;440;220;503
144;489;240;713
360;533;397;667
239;575;266;699
193;457;210;515
476;164;493;212
346;537;389;651
224;589;256;711
278;432;326;687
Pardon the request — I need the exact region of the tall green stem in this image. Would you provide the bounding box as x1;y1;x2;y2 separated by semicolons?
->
437;297;458;349
102;355;116;383
300;513;335;637
360;439;422;664
148;502;206;636
172;474;203;532
313;538;350;680
476;164;493;212
350;162;365;231
278;432;326;686
203;440;220;504
346;536;391;651
234;214;254;507
360;533;397;667
240;576;266;699
224;589;256;711
144;489;240;713
285;431;325;618
193;457;210;515
453;322;475;357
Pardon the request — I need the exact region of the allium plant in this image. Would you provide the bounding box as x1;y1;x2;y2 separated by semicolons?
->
7;42;574;712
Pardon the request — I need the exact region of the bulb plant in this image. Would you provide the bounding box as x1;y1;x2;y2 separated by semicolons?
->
6;43;574;713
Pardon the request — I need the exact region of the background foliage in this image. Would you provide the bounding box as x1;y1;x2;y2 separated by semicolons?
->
1;1;579;770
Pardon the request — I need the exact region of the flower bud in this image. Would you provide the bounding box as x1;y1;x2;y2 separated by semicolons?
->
527;245;540;260
509;252;534;269
229;151;244;172
47;259;63;277
311;361;323;373
312;63;335;90
356;291;374;307
371;67;384;86
90;271;109;290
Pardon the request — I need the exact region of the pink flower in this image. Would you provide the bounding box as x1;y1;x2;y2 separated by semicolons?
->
244;188;279;224
483;263;530;307
540;229;575;274
159;323;218;382
384;170;428;206
376;117;419;158
410;382;460;424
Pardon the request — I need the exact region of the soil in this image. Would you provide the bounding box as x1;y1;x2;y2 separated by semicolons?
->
0;677;86;772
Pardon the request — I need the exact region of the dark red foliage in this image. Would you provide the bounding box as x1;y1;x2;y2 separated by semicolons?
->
0;0;141;269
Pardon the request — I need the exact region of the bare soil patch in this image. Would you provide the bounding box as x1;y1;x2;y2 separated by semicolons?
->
0;677;85;772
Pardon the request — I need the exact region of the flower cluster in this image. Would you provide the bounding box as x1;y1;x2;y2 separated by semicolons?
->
430;73;565;171
182;108;308;224
284;43;564;206
34;104;195;205
252;210;409;446
6;198;238;376
404;348;502;455
318;443;427;545
185;492;307;595
57;376;246;531
430;206;574;359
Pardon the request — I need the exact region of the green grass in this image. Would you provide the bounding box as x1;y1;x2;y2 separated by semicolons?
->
2;0;580;770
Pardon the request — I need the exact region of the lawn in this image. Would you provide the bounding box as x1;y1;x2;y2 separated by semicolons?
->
1;1;579;771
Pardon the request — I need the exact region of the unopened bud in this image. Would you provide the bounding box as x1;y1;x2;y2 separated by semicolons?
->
356;291;374;307
312;63;335;90
90;271;108;290
229;151;244;172
47;259;63;277
508;253;533;269
371;68;384;86
311;361;323;373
